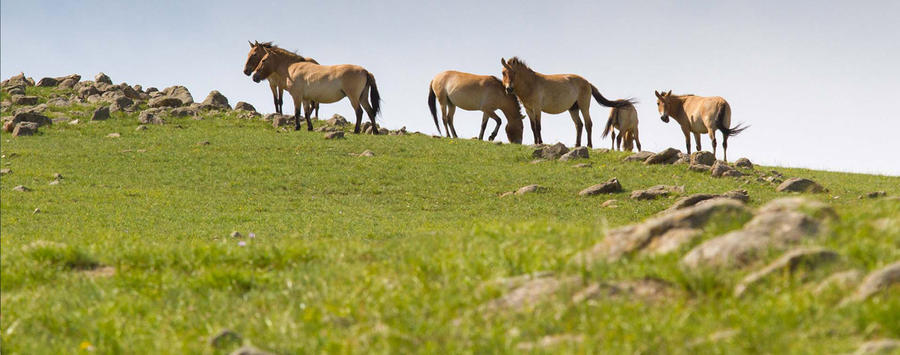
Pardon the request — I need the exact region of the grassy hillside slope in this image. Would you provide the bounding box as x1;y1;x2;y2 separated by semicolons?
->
1;84;898;354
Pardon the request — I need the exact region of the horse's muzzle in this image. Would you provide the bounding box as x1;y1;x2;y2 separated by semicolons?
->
252;74;262;83
243;68;252;76
660;115;669;123
505;86;514;95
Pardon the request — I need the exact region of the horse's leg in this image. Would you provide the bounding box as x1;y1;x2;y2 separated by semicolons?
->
535;111;544;144
709;130;718;160
568;108;584;147
683;128;692;154
525;108;539;144
348;95;364;134
478;112;490;140
447;105;459;138
693;132;701;152
616;133;622;151
278;88;284;114
313;102;320;119
439;101;451;137
270;84;280;114
487;111;502;141
580;106;594;148
634;130;642;152
722;131;729;162
303;101;314;131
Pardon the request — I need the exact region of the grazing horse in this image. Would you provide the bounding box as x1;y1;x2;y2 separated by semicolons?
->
242;41;320;117
427;70;524;143
252;47;381;133
500;57;633;147
601;103;641;152
655;90;747;161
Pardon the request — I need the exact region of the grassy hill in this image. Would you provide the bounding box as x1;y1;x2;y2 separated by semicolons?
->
1;82;898;354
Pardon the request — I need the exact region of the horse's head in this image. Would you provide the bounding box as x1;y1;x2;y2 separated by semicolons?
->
500;58;515;94
505;117;524;144
243;41;267;76
500;57;532;95
501;92;525;144
655;90;674;123
251;49;276;83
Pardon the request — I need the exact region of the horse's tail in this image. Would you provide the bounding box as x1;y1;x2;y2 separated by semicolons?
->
591;84;635;108
427;82;440;135
602;107;618;139
716;104;748;137
366;72;381;116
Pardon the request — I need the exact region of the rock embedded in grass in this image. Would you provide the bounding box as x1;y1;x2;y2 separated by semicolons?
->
229;345;275;355
813;269;864;295
326;114;349;126
630;185;684;200
324;131;345;140
860;191;887;199
148;96;183;108
515;184;546;195
851;339;900;355
558;146;589;161
578;178;622;196
711;161;741;177
11;95;39;105
138;109;165;125
691;151;716;166
735;157;753;169
573;163;592;168
12;122;39;136
234;101;256;112
777;178;825;193
106;132;120;138
208;328;242;348
665;190;749;212
532;142;569;160
689;163;711;172
841;261;900;305
358;150;375;157
644;147;681;165
733;247;839;297
13;185;30;192
624;151;653;162
91;106;110;121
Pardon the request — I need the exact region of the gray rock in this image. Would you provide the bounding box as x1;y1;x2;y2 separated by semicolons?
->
630;185;684;200
11;95;39;105
148;96;183;108
644;147;681;165
515;184;547;195
36;77;59;87
624;151;654;162
573;163;592;168
324;131;344;139
161;85;193;104
733;247;839;297
8;111;52;130
271;114;292;128
12;122;39;137
234;101;256;112
571;278;682;304
559;146;589;161
841;261;900;305
13;185;31;191
711;161;741;177
106;132;121;138
666;191;749;211
91;106;110;121
691;151;716;166
813;269;864;295
201;90;230;109
78;86;100;98
135;125;148;131
777;178;825;193
209;328;242;348
58;78;78;89
138;109;165;125
229;346;275;355
109;96;134;113
852;339;900;355
578;178;622;196
735;157;753;169
169;106;199;117
327;114;349;126
94;72;112;84
689;163;711;172
532;142;569;160
358;149;375;157
861;191;887;199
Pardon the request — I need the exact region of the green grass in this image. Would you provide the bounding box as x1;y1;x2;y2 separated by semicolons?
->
1;85;898;354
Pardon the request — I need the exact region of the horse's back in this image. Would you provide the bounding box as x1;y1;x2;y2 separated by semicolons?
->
433;71;503;111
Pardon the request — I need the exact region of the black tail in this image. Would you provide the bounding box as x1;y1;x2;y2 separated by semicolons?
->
367;72;381;116
716;106;748;137
428;83;440;135
591;85;635;108
601;107;618;139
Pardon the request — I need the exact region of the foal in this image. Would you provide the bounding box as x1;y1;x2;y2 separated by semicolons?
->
601;103;641;151
655;90;747;161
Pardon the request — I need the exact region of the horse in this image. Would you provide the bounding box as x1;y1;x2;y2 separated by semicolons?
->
252;47;381;133
242;41;320;117
654;90;747;161
500;57;633;147
601;103;641;152
427;71;524;143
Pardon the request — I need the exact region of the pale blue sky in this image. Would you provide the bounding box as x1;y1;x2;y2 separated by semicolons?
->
2;1;898;174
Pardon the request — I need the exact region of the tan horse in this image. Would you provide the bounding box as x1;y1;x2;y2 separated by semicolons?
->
500;57;633;147
601;103;641;151
427;71;524;143
242;41;319;117
655;90;747;161
252;47;381;133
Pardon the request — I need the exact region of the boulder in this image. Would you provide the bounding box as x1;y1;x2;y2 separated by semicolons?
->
358;150;375;157
689;163;711;172
327;114;349;126
161;85;193;104
578;178;622;196
12;122;39;136
6;111;52;131
324;131;344;139
148;96;183;108
201;90;230;109
691;151;716;166
109;96;134;113
515;184;547;195
666;190;749;211
735;157;753;169
78;86;100;98
630;185;685;200
813;270;864;295
644;147;681;165
11;95;39;105
94;72;112;84
169;106;199;117
234;101;256;112
91;106;110;121
271;114;292;128
559;146;589;161
711;161;741;177
851;339;900;355
36;77;59;87
58;78;78;89
733;247;839;297
6;86;25;96
571;278;682;304
777;178;825;193
138;109;165;125
624;151;654;162
841;261;900;305
480;274;582;312
532;142;569;160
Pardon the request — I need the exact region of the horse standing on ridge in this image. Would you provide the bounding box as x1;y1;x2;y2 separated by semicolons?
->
427;70;524;143
655;90;747;161
243;41;320;117
500;57;633;147
602;103;641;152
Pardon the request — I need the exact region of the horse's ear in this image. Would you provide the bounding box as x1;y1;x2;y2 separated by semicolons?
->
654;90;661;99
666;90;672;96
249;41;254;48
501;58;509;69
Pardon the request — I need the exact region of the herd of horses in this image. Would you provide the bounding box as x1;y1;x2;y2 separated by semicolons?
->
243;41;747;161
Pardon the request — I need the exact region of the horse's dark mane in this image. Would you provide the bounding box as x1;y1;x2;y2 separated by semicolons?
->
506;57;534;73
256;41;314;62
490;76;524;117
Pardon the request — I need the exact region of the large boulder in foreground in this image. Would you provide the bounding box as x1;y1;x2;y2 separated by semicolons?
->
691;151;716;166
840;261;900;305
644;148;681;165
161;85;194;105
201;90;230;110
578;178;622;196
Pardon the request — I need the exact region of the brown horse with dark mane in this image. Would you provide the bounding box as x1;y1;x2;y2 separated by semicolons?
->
655;90;747;161
500;57;633;147
427;70;524;143
243;41;319;117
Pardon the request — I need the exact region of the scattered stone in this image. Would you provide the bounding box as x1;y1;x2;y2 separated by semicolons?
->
36;77;59;87
13;185;30;191
358;150;375;157
841;261;900;305
733;247;839;297
571;278;681;304
673;153;690;165
229;231;242;238
630;185;685;200
106;132;120;138
58;78;78;89
851;339;900;355
756;197;837;220
94;72;112;84
0;168;10;175
91;106;110;121
169;106;199;117
148;96;182;108
688;329;740;347
7;111;52;130
601;199;618;208
270;114;292;127
11;95;39;105
644;147;681;165
711;161;741;177
315;125;340;133
573;163;592;168
68;119;80;125
532;142;569;160
201;90;230;109
327;114;349;126
666;190;749;211
229;345;275;355
209;328;242;348
573;199;750;263
593;148;610;153
860;191;887;199
813;269;864;295
691;151;716;166
324;131;345;140
515;184;546;195
517;334;584;351
196;141;210;146
579;178;622;196
559;146;589;161
138;109;165;125
644;228;702;255
12;122;39;136
624;151;654;162
689;163;711;172
48;180;60;186
777;178;825;193
234;101;256;112
109;96;134;113
735;157;753;169
480;274;581;312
